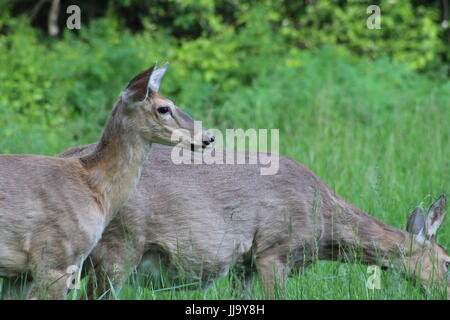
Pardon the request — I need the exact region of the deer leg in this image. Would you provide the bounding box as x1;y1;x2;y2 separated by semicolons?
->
27;248;85;300
229;265;254;299
86;247;143;300
85;260;130;300
255;254;288;299
27;268;69;300
81;256;107;300
83;259;102;300
231;273;254;299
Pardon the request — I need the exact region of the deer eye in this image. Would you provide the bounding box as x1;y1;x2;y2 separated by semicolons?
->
446;261;450;270
157;106;170;114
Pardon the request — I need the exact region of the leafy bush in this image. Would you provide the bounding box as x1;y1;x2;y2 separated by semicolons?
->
280;0;445;71
0;3;448;153
0;7;298;154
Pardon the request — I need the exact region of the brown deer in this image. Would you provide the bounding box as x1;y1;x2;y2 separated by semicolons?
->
0;64;214;299
55;144;449;299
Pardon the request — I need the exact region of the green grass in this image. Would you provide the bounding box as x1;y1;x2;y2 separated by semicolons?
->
0;46;449;300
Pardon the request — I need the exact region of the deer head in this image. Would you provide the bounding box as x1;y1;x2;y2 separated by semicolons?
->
120;63;214;150
406;194;449;297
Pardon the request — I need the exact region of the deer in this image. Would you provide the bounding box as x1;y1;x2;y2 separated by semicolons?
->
0;63;214;299
53;143;449;299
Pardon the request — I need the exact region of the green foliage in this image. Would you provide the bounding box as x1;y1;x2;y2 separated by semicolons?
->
0;7;299;153
103;0;449;72
282;0;445;71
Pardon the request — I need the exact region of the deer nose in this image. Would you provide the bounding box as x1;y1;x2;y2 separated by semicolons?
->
202;136;215;148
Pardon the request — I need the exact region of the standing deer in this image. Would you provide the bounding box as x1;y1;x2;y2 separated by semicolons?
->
0;64;214;299
56;144;449;299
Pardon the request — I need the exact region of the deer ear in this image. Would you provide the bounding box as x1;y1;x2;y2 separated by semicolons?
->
148;62;169;93
425;194;446;239
406;207;426;242
122;64;157;103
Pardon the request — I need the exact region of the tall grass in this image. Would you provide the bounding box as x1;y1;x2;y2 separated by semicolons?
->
0;46;449;300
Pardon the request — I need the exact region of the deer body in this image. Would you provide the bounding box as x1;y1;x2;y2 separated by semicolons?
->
0;64;213;299
0;155;104;277
59;143;450;299
0;124;142;299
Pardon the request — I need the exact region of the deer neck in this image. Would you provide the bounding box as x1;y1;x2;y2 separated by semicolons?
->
320;198;428;273
80;104;150;223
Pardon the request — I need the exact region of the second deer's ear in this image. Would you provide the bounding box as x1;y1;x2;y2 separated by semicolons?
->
406;207;426;239
425;194;446;239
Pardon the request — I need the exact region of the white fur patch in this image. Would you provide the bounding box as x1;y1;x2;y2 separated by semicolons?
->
148;63;169;93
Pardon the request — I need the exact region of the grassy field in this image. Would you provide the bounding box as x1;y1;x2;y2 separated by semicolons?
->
1;46;449;300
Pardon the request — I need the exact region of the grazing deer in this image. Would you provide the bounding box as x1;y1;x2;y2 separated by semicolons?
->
55;144;449;299
0;64;214;299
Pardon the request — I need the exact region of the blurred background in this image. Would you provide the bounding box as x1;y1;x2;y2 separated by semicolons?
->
0;0;449;299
